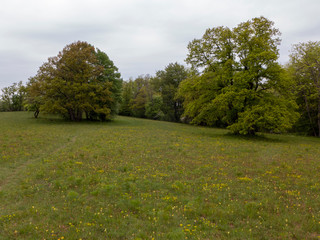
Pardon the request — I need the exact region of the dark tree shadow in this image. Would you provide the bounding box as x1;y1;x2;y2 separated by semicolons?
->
29;114;145;127
222;132;286;143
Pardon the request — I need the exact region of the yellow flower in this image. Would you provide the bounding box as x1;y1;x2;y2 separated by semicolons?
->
237;176;252;182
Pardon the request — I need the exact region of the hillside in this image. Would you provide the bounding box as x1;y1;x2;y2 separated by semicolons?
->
0;112;320;239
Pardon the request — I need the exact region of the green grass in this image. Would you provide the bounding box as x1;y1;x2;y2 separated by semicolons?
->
1;112;320;239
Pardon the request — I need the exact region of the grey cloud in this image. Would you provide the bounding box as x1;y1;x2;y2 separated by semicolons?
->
0;51;40;89
1;0;320;89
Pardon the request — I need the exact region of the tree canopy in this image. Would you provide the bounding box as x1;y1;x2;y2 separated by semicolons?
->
119;63;188;122
289;41;320;136
179;16;298;135
0;81;25;112
152;63;188;122
26;41;122;121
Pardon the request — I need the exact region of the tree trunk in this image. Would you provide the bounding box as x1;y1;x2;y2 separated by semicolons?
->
68;109;75;121
76;109;83;121
34;109;39;118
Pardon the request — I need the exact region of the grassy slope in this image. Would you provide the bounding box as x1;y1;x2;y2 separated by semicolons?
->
0;112;320;239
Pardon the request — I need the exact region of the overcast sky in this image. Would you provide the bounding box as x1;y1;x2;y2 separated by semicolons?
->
1;0;319;89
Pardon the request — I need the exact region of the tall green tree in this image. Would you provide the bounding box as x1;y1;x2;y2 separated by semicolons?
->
119;80;134;116
145;94;164;120
27;41;121;121
153;63;188;122
289;41;320;136
180;16;298;135
95;49;122;116
130;86;148;118
25;76;44;118
130;75;152;118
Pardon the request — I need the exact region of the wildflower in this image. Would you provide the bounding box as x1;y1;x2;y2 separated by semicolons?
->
237;176;252;182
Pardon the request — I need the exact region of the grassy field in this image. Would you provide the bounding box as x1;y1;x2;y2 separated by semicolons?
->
0;112;320;239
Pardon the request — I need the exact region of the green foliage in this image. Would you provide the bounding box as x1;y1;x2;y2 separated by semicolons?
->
154;63;188;122
177;72;225;125
228;95;299;135
0;81;26;112
145;94;164;120
26;41;121;121
180;16;298;135
119;75;153;118
130;86;148;118
119;63;188;122
0;100;4;112
288;41;320;136
95;49;123;116
186;26;234;74
119;80;134;116
25;77;43;118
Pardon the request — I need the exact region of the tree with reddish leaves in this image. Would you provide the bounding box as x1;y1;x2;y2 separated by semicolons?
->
27;41;122;121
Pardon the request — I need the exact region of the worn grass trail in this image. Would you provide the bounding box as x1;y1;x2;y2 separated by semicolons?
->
0;113;77;191
0;112;320;239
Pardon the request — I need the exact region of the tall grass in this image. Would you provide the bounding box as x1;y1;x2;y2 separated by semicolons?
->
1;112;320;239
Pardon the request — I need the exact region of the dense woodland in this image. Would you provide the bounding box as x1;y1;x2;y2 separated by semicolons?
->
1;17;320;136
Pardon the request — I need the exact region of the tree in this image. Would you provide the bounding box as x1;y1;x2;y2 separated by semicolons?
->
130;86;148;118
119;80;134;116
27;41;121;121
25;76;43;118
119;64;187;122
145;94;164;120
0;81;26;111
289;41;320;136
179;16;298;135
153;63;188;122
95;49;122;115
128;75;153;118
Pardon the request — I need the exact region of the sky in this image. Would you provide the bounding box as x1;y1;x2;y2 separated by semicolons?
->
1;0;320;89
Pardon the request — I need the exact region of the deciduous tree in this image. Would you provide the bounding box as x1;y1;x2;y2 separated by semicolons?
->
180;17;298;135
119;80;134;116
145;94;164;120
128;75;153;118
289;41;320;136
0;81;26;111
153;63;188;122
26;41;121;121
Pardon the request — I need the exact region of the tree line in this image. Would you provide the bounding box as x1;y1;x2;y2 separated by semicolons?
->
119;63;187;122
1;16;320;136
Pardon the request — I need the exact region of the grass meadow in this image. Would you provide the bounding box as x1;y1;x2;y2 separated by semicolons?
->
0;112;320;239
